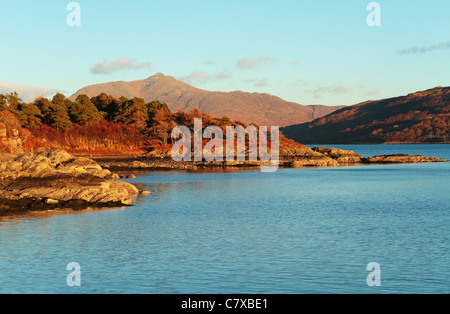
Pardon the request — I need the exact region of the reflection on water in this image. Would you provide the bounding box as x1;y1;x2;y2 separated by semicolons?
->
0;145;448;294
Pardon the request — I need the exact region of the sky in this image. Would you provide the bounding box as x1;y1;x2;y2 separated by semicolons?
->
0;0;449;105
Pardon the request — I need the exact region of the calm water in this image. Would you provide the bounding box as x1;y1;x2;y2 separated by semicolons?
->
0;144;448;294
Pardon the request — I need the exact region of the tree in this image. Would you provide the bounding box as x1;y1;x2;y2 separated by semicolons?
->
91;93;121;121
216;116;232;127
147;100;169;120
149;107;176;144
116;97;148;132
174;110;194;128
69;95;101;127
34;96;72;130
13;102;43;128
52;93;67;107
34;97;53;124
51;94;73;130
0;94;6;111
5;92;22;110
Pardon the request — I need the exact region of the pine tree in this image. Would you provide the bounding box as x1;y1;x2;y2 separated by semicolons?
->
117;97;148;132
91;93;121;121
69;95;101;127
51;94;73;130
34;97;53;124
14;102;43;128
5;92;22;110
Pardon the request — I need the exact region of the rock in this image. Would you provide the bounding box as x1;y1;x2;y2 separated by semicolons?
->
279;145;340;168
110;180;140;196
292;157;339;168
313;147;364;163
0;149;141;213
0;120;24;153
118;174;136;179
0;178;139;207
45;198;59;205
47;149;74;165
366;154;447;164
140;190;151;195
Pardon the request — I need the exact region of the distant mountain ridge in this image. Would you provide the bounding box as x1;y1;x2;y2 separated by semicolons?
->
281;86;450;144
70;73;344;127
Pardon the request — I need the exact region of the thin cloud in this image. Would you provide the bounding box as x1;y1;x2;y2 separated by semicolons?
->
179;71;211;84
358;85;380;96
254;78;268;87
91;57;151;74
398;41;450;55
309;84;350;99
365;89;380;96
236;56;275;70
307;84;380;99
0;82;63;102
216;72;232;80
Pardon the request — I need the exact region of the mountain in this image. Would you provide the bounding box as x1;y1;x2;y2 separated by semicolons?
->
281;87;450;144
70;73;343;127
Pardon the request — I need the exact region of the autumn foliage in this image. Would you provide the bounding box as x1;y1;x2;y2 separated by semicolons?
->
282;87;450;144
1;91;305;156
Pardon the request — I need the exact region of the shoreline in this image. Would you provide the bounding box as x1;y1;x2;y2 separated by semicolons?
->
89;149;449;172
0;149;150;217
1;146;447;217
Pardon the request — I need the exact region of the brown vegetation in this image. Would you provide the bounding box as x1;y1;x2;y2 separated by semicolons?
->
282;87;450;143
0;91;307;156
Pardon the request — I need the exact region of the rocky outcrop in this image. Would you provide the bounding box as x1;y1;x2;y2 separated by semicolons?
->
0;148;112;179
0;121;24;153
366;154;447;164
92;144;447;171
0;149;144;214
310;147;447;165
94;145;342;170
312;147;364;163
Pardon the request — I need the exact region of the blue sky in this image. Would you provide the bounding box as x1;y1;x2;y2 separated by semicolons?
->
0;0;449;105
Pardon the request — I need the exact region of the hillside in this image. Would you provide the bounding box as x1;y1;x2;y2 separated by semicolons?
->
70;73;343;127
281;87;450;144
0;92;310;157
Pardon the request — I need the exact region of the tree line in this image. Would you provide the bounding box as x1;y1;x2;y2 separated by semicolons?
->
0;92;254;147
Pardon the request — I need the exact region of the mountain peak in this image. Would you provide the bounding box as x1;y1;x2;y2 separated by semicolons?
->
146;73;167;80
70;76;342;126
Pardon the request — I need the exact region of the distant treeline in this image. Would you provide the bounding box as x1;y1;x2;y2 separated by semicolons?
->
0;92;261;154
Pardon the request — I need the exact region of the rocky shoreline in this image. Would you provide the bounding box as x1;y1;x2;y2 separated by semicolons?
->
0;148;150;216
0;146;447;216
92;146;448;171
